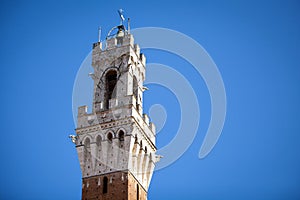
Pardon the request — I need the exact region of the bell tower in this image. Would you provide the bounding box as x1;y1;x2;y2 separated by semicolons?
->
73;13;159;200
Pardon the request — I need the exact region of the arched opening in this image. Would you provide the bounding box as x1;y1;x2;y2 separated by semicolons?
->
83;137;91;176
103;176;108;194
84;137;91;162
144;146;147;154
96;135;102;146
107;132;113;142
95;135;102;166
139;140;143;149
132;138;138;173
133;76;139;111
119;130;125;141
84;137;91;148
136;184;139;200
134;135;138;144
137;142;143;176
105;70;117;109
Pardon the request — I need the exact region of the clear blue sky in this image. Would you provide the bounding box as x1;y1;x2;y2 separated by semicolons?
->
1;0;300;199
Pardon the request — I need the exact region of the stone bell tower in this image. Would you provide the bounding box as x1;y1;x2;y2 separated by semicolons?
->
73;14;159;200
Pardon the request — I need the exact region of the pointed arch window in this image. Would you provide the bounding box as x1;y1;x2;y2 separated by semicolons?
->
119;130;125;141
105;70;117;109
133;76;139;111
107;132;113;142
84;138;91;162
96;135;102;146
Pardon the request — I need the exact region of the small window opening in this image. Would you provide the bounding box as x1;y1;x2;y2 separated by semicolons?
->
103;177;108;194
137;184;139;200
119;130;125;141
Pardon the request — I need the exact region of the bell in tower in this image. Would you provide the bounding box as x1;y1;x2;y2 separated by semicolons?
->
72;10;160;200
116;25;125;45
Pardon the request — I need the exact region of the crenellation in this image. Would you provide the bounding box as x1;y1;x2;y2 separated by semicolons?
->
143;114;150;126
92;41;103;50
78;105;88;116
134;44;140;56
122;34;134;47
106;37;117;49
140;53;146;67
149;122;156;133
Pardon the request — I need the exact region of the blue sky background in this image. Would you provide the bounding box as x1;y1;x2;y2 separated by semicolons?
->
1;0;300;199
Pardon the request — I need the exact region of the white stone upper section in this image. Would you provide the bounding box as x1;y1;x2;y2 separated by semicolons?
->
75;32;158;191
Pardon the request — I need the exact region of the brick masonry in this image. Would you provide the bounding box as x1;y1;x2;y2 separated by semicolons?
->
82;171;147;200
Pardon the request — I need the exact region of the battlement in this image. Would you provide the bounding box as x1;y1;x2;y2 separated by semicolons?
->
106;34;134;49
92;34;134;50
78;105;88;116
92;34;146;67
77;102;156;139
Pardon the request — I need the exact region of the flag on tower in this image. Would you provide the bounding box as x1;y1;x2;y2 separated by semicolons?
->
118;9;125;21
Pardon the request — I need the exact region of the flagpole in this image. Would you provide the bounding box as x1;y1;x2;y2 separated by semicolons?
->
98;27;101;42
127;18;130;34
